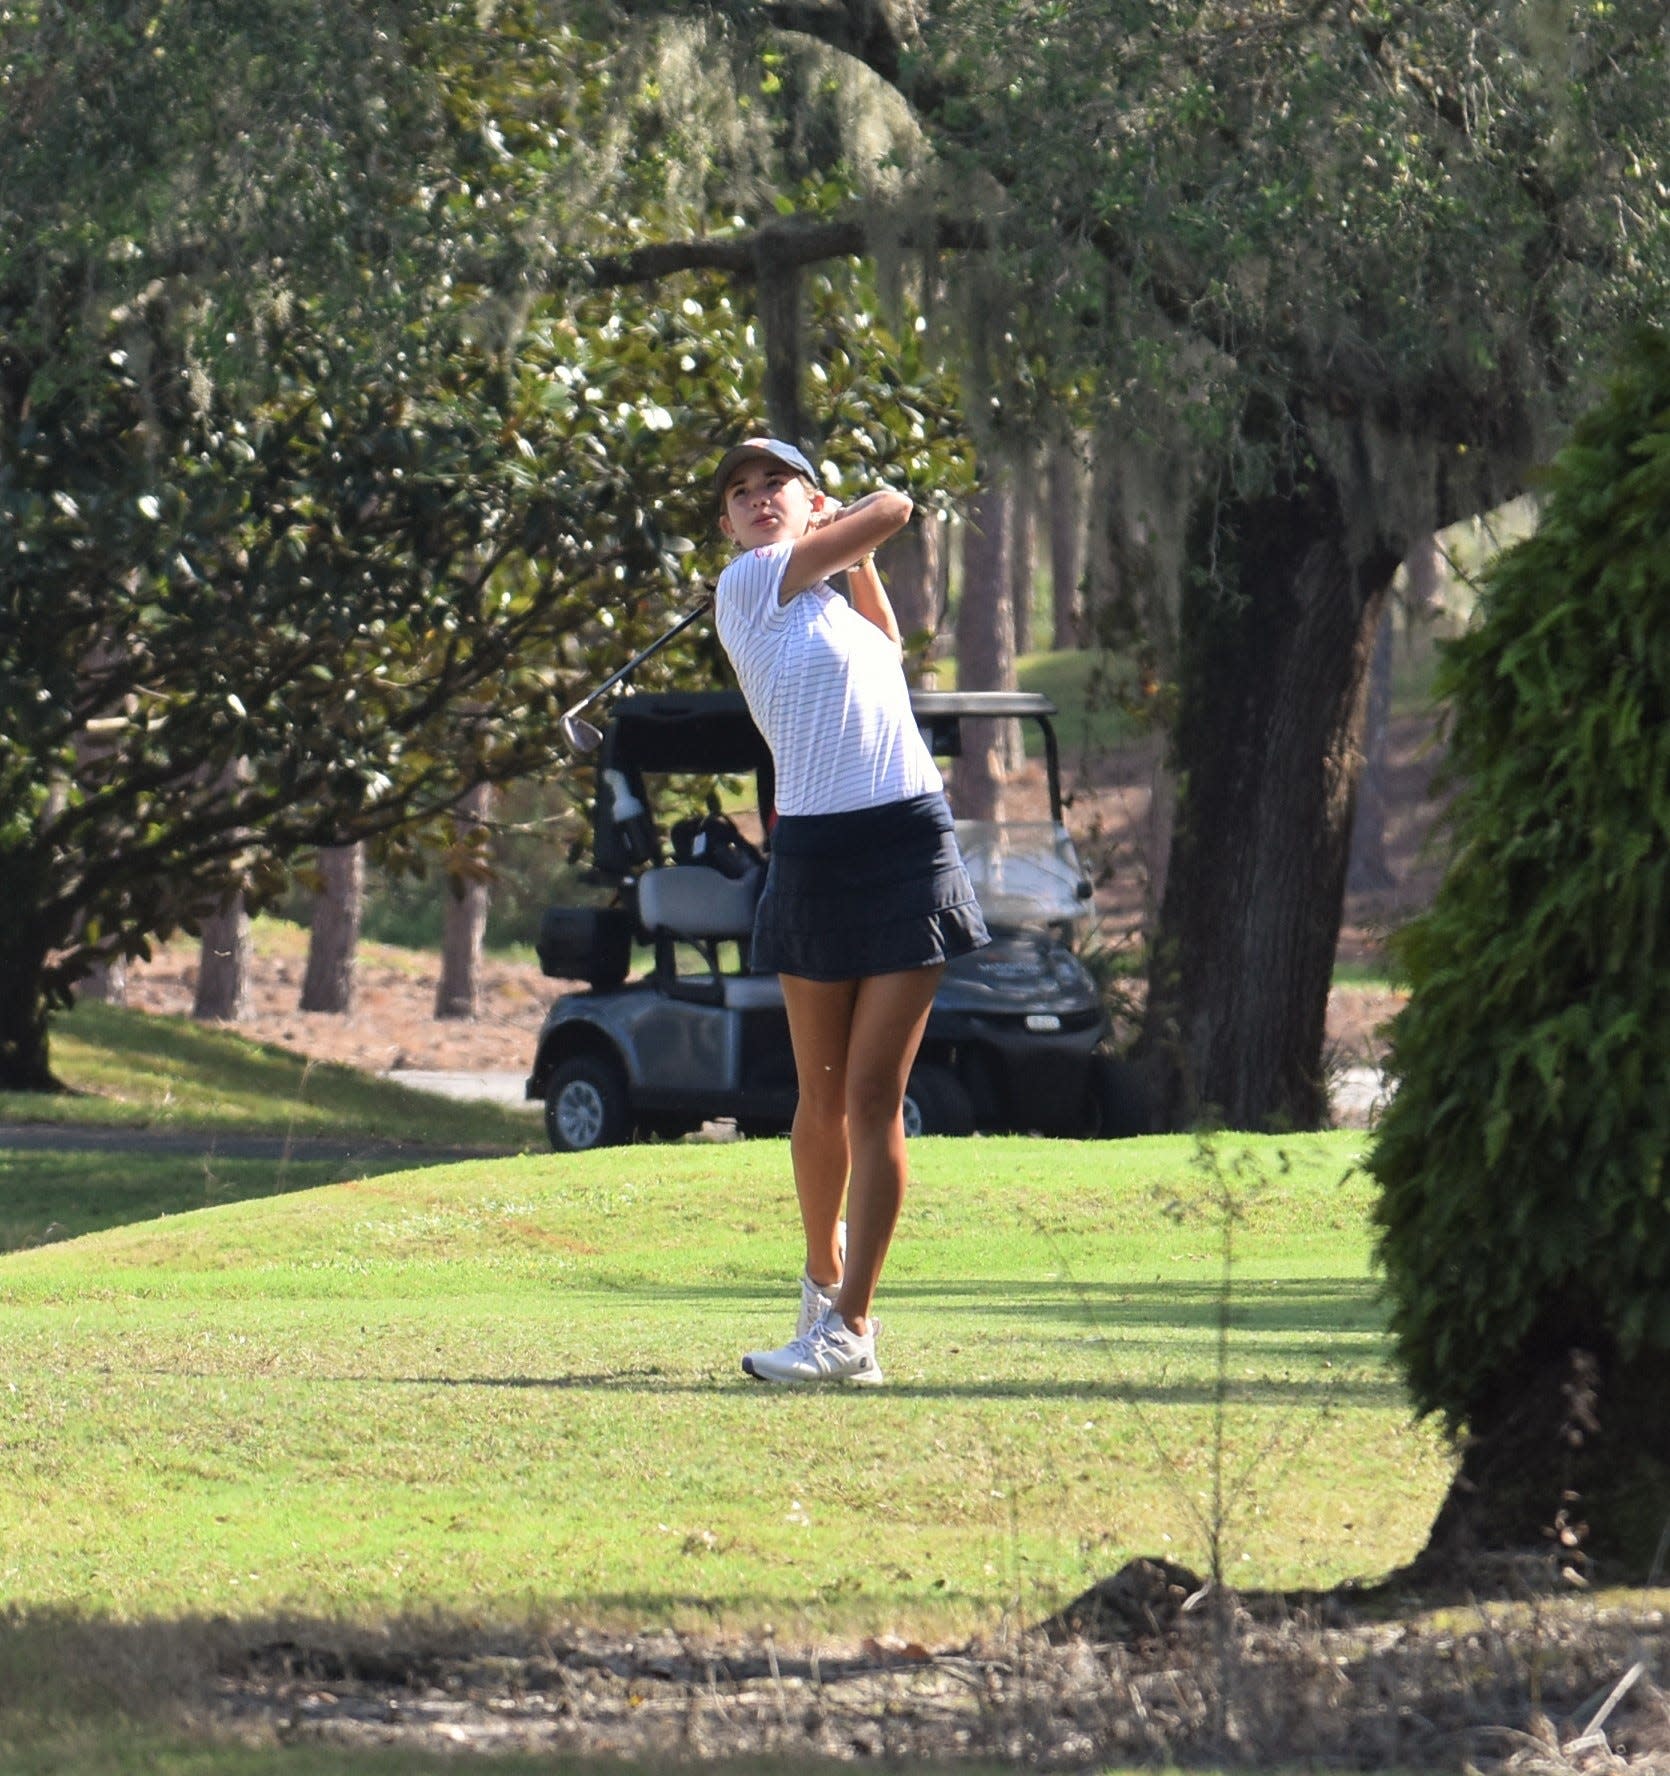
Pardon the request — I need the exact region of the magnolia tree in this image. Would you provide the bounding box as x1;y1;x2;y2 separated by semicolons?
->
0;290;729;1089
0;2;970;1089
1370;329;1670;1580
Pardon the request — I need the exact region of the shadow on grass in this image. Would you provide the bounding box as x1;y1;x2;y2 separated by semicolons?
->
55;1002;375;1101
237;1275;1399;1407
16;1001;540;1150
927;1276;1389;1336
0;1151;425;1254
745;1275;1387;1339
346;1371;1407;1406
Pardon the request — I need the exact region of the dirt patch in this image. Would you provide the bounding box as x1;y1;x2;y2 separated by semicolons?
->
123;938;556;1077
201;1582;1669;1769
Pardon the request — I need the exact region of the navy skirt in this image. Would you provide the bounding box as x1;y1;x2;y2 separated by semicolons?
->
751;792;991;981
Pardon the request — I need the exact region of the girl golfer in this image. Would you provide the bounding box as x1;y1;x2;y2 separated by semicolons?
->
712;437;989;1386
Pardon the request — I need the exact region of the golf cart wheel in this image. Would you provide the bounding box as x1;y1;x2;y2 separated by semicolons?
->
545;1054;632;1153
1090;1050;1148;1139
903;1064;976;1137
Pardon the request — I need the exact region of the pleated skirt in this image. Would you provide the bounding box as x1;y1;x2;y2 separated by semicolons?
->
750;792;991;981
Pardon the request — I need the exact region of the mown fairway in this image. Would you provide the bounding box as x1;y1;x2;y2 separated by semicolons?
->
1;1131;1450;1639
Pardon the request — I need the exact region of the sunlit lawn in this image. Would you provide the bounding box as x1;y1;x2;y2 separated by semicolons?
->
0;1000;539;1148
1;1130;1448;1640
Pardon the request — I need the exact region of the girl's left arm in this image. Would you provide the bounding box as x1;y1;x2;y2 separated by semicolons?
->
844;553;902;653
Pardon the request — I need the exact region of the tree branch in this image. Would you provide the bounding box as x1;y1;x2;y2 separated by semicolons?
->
568;211;990;292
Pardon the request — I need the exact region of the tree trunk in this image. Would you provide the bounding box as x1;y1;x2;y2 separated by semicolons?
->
1402;526;1444;618
877;516;941;666
1047;435;1086;649
1143;746;1175;948
1346;603;1397;894
300;842;365;1013
1412;1344;1670;1586
1137;447;1400;1132
1080;441;1122;646
756;256;807;451
0;920;61;1091
950;474;1014;821
435;782;492;1020
1009;448;1036;661
75;956;128;1006
193;892;254;1022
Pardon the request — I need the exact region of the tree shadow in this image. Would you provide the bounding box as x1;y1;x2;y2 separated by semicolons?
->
0;1148;431;1253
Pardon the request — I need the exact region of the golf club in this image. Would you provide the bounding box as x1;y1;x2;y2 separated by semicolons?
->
559;595;713;753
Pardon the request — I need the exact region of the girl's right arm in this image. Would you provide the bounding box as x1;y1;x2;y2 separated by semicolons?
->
781;489;912;598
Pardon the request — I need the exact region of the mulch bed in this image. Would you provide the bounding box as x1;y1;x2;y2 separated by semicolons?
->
206;1562;1670;1770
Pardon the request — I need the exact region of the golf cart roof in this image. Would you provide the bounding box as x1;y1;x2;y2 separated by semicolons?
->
600;692;771;774
910;691;1059;720
600;688;1061;770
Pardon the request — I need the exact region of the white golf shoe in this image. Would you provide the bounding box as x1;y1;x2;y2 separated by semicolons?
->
794;1218;848;1338
743;1309;884;1387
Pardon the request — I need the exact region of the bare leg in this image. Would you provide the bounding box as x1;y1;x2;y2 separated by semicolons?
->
779;974;859;1287
833;965;943;1334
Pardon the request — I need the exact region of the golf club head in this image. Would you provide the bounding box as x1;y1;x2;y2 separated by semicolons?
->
560;712;604;754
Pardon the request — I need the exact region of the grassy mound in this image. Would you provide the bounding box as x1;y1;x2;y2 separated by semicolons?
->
2;1130;1446;1637
0;1000;539;1145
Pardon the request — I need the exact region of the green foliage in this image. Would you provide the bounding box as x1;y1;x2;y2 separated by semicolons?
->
1369;329;1670;1428
0;3;975;1086
901;0;1670;442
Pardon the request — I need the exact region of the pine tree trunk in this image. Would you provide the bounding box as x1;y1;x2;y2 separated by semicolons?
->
1137;450;1399;1131
1048;436;1086;649
193;892;254;1022
75;957;128;1006
1402;527;1444;616
1009;452;1035;661
1080;442;1122;646
300;843;364;1014
951;476;1014;822
1143;745;1175;948
877;517;941;662
435;783;492;1020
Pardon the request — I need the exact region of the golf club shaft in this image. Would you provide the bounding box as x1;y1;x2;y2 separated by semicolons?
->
563;596;712;723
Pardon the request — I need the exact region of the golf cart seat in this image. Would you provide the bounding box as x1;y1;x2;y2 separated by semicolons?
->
635;863;760;941
632;860;761;1007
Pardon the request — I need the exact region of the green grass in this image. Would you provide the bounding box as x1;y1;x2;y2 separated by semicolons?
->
1;1000;539;1148
1017;648;1147;761
0;1129;1456;1772
1330;960;1404;991
0;1000;542;1251
0;1148;446;1253
1;1131;1447;1641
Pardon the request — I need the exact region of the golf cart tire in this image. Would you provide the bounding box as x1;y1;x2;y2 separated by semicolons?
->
904;1064;977;1137
1090;1050;1149;1139
545;1054;633;1153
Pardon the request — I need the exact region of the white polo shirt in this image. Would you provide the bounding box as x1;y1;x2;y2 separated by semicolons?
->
715;540;942;817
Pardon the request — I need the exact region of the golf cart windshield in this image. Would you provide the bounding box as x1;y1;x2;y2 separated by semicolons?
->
954;820;1091;930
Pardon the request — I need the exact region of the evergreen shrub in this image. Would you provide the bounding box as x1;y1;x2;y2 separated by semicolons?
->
1370;331;1670;1441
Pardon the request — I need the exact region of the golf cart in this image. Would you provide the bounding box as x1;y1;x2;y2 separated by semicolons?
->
527;690;1145;1149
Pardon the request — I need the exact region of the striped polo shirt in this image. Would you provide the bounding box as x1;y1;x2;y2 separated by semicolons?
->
714;540;942;817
